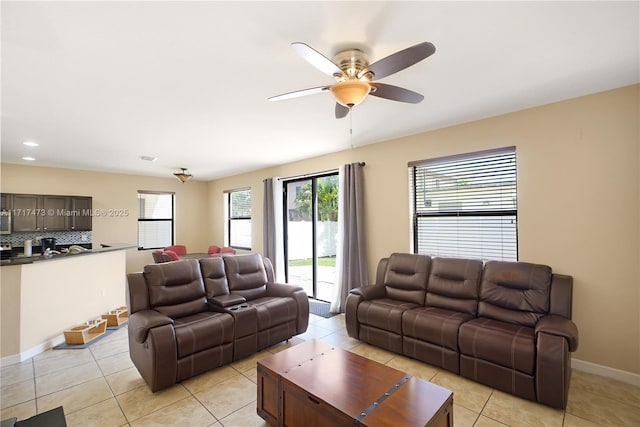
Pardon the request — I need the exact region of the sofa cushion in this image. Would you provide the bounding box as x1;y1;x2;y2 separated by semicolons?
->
426;257;483;315
402;306;474;350
478;261;552;326
245;296;298;330
173;311;234;358
144;259;208;318
357;298;419;335
199;256;230;299
459;317;536;375
383;253;431;305
224;254;269;300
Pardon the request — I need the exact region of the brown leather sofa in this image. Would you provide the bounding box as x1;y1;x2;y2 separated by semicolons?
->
127;253;309;392
345;253;578;409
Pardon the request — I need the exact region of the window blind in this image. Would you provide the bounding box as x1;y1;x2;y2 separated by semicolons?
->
409;147;517;261
137;192;174;249
228;189;252;249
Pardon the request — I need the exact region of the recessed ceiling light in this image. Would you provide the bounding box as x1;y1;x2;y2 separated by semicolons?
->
140;156;158;162
21;156;36;161
23;141;39;147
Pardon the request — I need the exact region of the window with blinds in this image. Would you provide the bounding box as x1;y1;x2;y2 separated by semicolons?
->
138;192;174;249
228;188;252;249
409;147;518;261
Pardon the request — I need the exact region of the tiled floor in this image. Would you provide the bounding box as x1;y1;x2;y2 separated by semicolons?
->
2;314;640;426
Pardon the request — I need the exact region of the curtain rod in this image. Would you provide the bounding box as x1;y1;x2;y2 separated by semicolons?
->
265;162;365;183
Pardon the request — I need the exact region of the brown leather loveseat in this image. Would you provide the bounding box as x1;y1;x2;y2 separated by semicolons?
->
345;253;578;409
127;253;309;392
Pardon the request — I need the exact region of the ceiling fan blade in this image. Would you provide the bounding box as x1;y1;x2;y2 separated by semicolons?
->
370;83;424;104
360;42;435;80
268;86;331;102
291;42;344;78
335;103;350;119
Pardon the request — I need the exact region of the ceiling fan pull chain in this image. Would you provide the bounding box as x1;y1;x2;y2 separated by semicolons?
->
350;109;354;149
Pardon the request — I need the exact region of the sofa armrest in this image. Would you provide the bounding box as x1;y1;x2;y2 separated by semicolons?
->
535;315;579;352
345;285;385;339
266;282;305;297
209;294;247;308
349;284;386;300
264;283;309;334
129;310;174;344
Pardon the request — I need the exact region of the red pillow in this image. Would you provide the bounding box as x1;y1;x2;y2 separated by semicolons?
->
163;250;179;261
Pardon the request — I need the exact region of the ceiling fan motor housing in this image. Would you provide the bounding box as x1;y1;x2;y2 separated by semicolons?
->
332;49;373;80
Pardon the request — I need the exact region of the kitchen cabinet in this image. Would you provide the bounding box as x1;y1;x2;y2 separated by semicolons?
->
9;194;92;232
11;194;42;232
70;196;92;230
42;195;69;231
1;194;11;234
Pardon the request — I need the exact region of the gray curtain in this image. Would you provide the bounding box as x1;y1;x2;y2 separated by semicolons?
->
330;162;368;313
263;177;285;282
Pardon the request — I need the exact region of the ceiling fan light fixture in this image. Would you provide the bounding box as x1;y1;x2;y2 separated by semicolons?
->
330;80;371;107
174;167;192;183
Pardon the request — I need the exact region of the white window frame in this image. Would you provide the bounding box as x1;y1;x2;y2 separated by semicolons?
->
137;191;175;250
409;147;518;261
226;188;252;250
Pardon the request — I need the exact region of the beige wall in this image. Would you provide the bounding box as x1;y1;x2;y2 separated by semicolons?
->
0;167;210;273
1;84;638;375
207;85;640;375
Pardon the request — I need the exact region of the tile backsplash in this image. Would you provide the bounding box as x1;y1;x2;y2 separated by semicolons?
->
1;230;92;247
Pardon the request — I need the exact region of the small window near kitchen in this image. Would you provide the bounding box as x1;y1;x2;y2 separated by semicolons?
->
138;191;174;250
226;188;251;250
409;147;518;261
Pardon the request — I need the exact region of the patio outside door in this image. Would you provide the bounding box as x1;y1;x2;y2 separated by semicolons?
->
284;174;338;302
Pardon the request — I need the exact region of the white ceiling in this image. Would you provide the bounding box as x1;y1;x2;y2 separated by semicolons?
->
2;1;639;181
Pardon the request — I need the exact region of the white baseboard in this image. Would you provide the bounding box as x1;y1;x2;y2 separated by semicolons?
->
0;335;66;367
572;357;640;387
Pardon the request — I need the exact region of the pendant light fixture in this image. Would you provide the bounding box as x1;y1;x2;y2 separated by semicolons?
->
173;167;192;183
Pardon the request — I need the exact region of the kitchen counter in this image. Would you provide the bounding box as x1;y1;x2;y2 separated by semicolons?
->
1;245;132;363
0;243;135;266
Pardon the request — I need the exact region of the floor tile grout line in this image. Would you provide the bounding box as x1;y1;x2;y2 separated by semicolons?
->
120;383;192;424
474;390;497;424
217;399;258;426
185;386;221;425
568;385;640;411
33;363;106;400
467;409;482;427
92;345;133;425
5;322;640;426
31;357;37;416
31;332;133;420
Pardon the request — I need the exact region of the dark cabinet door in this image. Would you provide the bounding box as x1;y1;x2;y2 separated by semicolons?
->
1;193;11;234
42;196;69;231
12;194;43;231
70;197;92;230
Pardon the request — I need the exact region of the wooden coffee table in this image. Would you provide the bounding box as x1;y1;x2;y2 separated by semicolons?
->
257;339;453;427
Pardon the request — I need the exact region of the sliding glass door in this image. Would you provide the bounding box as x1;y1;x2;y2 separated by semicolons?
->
284;173;338;302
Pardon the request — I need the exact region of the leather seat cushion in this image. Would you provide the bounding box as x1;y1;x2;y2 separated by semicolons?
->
402;307;474;350
174;312;234;358
459;317;535;375
357;298;419;335
246;297;298;331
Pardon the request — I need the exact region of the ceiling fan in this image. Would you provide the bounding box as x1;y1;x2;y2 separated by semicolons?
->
268;41;436;119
